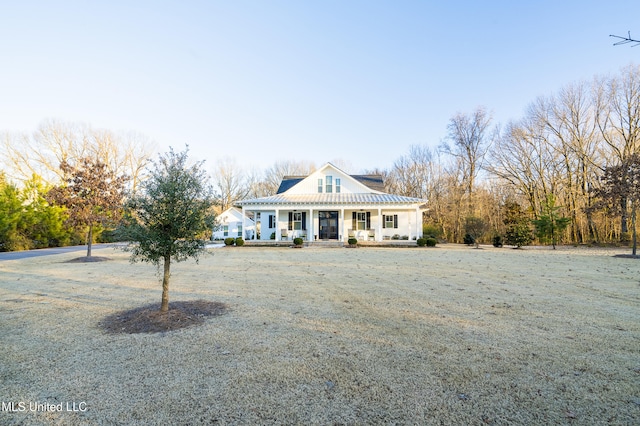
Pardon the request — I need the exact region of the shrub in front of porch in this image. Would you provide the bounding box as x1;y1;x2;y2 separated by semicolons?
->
235;238;245;246
347;238;358;247
293;237;304;247
418;237;437;247
224;238;235;246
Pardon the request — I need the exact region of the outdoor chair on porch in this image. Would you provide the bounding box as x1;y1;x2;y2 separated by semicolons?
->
280;229;289;241
368;229;375;241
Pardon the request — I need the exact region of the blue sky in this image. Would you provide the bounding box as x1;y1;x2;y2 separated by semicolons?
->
1;1;638;173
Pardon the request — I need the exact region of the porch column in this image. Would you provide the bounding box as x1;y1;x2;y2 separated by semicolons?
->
416;207;421;238
340;208;345;241
309;209;314;241
377;208;383;242
275;208;280;241
252;210;257;240
241;206;246;241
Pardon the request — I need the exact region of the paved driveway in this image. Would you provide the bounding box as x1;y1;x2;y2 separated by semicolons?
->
0;244;113;261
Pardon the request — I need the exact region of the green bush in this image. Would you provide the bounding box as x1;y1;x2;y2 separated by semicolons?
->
293;237;304;246
417;238;427;247
423;223;442;239
347;237;358;245
2;230;32;252
425;238;437;247
463;233;475;246
235;237;244;246
492;235;503;248
224;237;235;246
270;232;276;240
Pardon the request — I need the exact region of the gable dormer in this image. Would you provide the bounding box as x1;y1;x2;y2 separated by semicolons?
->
279;163;384;195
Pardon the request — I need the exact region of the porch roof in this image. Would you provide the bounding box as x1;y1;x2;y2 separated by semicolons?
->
238;193;427;207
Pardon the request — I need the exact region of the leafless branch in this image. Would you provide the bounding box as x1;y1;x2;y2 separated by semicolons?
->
610;31;640;47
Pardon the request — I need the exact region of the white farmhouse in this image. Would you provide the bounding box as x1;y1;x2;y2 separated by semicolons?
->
237;162;427;243
212;207;255;240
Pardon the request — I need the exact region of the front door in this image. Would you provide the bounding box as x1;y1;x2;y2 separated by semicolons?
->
318;211;338;240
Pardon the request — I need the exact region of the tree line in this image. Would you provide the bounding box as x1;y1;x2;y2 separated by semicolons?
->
1;64;639;252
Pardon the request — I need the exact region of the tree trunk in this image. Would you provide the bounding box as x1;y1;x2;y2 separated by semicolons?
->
87;224;93;258
632;201;637;257
161;254;171;312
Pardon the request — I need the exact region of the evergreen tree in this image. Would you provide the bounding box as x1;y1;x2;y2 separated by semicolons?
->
532;194;571;249
120;147;216;312
503;202;533;248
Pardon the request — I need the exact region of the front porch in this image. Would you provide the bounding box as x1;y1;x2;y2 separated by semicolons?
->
241;207;423;243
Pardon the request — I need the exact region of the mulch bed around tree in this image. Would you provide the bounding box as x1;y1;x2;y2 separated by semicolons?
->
99;300;228;334
65;256;111;263
613;254;640;259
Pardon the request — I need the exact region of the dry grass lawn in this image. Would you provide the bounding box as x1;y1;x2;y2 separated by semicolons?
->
1;245;639;425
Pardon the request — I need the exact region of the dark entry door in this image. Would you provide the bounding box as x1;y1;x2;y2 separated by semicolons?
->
318;211;338;240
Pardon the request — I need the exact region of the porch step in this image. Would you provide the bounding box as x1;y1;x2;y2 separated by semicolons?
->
306;241;345;248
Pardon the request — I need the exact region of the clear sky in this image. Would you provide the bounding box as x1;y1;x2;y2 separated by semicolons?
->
1;1;638;173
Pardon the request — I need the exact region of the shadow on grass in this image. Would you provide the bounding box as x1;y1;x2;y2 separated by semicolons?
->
99;300;229;334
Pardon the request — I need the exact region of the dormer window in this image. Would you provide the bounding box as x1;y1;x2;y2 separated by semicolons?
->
336;178;341;193
326;176;333;193
318;178;323;193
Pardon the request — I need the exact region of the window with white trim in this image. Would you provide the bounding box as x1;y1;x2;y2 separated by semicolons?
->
356;212;367;230
318;178;323;193
335;178;341;193
237;224;243;237
223;225;229;236
383;214;398;229
293;212;303;230
326;176;333;193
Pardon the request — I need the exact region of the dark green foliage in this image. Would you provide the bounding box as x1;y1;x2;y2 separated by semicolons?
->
590;153;640;256
425;237;437;247
0;174;71;251
224;238;235;246
492;235;503;248
532;194;571;249
422;223;442;239
120;147;216;311
270;232;276;240
417;238;427;247
293;237;304;246
503;202;533;248
235;237;245;246
347;237;358;245
464;216;489;248
463;233;475;246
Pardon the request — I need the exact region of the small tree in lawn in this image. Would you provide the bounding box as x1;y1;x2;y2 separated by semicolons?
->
121;147;216;312
47;158;128;257
532;194;571;249
503;201;533;248
464;216;489;248
591;154;640;256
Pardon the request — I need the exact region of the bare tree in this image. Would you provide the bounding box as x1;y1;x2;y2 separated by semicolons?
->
386;145;433;199
211;157;251;211
262;160;316;195
595;64;640;233
0;120;155;191
440;107;493;216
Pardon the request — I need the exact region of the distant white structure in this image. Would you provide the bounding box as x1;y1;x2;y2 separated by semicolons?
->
212;207;255;240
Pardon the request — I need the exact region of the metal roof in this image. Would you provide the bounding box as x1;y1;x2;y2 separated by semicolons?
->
239;193;426;206
276;174;385;194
